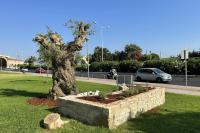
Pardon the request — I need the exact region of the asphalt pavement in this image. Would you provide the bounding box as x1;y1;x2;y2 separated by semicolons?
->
75;72;200;87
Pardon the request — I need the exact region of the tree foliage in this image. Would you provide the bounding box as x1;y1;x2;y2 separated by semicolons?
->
90;46;112;62
124;44;142;60
112;50;126;61
189;50;200;58
142;53;160;61
24;56;37;67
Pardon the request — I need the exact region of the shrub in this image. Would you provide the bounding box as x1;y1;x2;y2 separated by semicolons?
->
116;96;125;100
81;58;200;75
75;65;87;71
98;92;107;100
187;58;200;75
90;62;101;71
118;60;142;73
122;89;139;97
90;61;119;72
143;59;184;74
134;85;148;93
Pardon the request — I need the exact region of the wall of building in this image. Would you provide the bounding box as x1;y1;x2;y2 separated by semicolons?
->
7;59;24;69
0;55;24;69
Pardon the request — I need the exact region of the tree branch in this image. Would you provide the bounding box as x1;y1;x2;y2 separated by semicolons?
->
33;34;50;50
64;25;87;52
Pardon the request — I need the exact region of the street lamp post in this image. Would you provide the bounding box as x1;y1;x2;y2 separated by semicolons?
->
100;25;110;61
100;28;104;62
87;43;90;79
0;58;2;71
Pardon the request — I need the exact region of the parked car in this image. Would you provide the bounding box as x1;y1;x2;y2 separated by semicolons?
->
136;68;172;83
21;68;29;73
35;68;46;73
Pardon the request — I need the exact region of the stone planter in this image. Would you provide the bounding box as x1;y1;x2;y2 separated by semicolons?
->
58;87;165;129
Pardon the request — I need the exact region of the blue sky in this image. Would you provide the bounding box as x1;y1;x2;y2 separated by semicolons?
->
0;0;200;59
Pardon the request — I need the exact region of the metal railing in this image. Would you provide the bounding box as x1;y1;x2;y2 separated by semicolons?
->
116;75;134;86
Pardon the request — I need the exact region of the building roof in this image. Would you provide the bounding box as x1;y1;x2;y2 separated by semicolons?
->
0;54;24;61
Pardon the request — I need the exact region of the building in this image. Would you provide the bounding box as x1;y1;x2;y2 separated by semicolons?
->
0;54;24;69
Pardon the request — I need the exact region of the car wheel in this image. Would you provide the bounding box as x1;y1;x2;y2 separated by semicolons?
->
156;77;163;83
136;77;142;82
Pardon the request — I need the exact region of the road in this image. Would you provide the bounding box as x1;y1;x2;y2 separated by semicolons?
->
3;70;200;96
75;72;200;87
3;70;200;87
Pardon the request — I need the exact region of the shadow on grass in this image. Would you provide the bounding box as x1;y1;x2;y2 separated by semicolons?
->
45;107;59;113
0;88;47;98
125;111;200;133
9;79;38;83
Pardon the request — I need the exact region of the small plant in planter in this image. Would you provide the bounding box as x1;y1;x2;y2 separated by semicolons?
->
122;89;139;97
98;92;107;100
134;85;149;93
116;96;125;100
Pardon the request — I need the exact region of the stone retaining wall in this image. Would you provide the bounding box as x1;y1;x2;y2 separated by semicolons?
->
58;87;165;128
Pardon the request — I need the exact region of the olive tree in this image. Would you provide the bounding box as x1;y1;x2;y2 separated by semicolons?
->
33;20;94;99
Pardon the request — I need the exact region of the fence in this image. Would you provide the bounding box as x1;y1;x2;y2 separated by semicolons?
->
116;75;134;86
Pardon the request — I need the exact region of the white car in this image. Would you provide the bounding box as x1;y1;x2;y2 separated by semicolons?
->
136;68;172;83
21;68;28;72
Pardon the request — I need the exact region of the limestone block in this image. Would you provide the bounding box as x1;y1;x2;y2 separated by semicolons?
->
43;113;68;129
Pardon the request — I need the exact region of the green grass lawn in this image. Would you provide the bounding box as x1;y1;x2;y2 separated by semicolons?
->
0;72;200;133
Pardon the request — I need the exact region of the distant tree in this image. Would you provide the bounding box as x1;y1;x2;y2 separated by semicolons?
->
112;50;126;61
189;50;200;58
25;56;37;67
124;44;142;60
142;53;160;61
38;46;51;68
90;46;112;62
74;52;84;66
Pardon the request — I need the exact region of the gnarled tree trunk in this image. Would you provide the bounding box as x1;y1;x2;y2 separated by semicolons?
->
33;20;92;99
50;57;78;99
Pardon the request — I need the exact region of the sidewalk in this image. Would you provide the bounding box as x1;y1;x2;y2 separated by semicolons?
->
76;77;200;96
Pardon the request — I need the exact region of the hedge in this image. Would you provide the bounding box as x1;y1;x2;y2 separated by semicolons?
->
118;60;142;73
90;61;119;72
143;59;184;74
80;60;142;73
76;58;200;74
187;58;200;74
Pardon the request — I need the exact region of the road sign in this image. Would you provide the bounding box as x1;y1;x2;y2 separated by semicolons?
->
181;50;188;60
181;49;189;86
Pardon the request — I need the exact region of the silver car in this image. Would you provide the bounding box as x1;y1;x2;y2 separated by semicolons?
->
136;68;172;83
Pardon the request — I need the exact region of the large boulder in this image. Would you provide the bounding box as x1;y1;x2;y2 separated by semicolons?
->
118;83;129;91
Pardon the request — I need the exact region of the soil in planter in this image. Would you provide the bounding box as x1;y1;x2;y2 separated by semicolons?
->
27;97;58;108
78;87;155;104
78;94;122;104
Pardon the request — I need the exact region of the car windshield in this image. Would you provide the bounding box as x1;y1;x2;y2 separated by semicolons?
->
154;69;165;74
